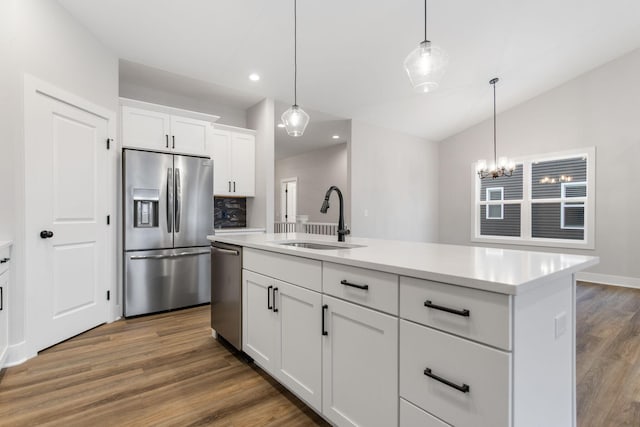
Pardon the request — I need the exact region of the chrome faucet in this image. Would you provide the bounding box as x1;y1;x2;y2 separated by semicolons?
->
320;186;350;242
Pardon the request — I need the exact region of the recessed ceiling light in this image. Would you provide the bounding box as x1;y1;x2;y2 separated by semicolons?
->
332;135;340;139
277;123;285;128
249;73;260;82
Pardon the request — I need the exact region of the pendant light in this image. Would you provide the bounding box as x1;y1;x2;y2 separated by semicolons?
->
477;78;515;179
281;0;310;137
403;0;448;93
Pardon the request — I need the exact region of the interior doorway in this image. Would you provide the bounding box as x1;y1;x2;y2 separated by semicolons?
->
280;178;298;223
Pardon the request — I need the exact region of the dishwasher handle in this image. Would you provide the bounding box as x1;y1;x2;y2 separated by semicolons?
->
211;246;240;256
130;250;209;260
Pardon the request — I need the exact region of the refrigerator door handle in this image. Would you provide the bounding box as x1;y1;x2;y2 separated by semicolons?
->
175;168;181;232
130;250;210;260
167;168;173;233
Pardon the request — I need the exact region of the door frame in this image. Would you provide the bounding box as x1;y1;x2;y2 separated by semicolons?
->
23;75;118;358
280;177;298;223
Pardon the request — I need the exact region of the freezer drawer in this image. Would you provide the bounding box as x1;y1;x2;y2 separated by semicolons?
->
125;248;211;317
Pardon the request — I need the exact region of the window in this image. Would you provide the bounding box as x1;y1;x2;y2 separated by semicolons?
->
472;149;595;249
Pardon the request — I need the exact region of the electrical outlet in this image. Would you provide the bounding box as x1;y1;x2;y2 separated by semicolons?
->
555;312;567;339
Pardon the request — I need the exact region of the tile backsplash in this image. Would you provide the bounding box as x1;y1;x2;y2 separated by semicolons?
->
214;197;247;228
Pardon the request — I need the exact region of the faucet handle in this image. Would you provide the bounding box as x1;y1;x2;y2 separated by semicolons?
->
338;228;351;236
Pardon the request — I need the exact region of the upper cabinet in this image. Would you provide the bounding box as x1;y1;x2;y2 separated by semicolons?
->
120;99;220;157
212;126;256;197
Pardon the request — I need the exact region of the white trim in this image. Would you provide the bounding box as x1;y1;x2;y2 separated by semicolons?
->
485;187;504;220
5;341;36;368
576;272;640;290
119;97;220;123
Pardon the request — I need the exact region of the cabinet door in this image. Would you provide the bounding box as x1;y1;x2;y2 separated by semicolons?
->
322;295;399;427
121;106;171;151
275;280;322;412
230;132;255;196
212;129;232;196
0;269;8;368
170;115;211;157
242;270;277;372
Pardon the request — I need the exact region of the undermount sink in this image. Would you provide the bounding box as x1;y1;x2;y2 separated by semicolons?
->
274;241;365;250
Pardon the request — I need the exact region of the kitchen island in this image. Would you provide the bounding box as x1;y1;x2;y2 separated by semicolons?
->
207;233;598;427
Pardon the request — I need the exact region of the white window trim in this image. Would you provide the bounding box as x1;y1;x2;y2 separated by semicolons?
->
470;148;596;250
485;187;504;220
560;181;586;230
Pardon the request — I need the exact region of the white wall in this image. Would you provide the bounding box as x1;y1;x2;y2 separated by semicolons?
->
1;0;118;363
246;98;275;231
438;48;640;285
119;80;247;128
275;143;349;224
350;120;439;242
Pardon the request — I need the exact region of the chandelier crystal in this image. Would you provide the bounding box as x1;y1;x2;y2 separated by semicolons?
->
477;78;515;179
403;0;448;93
281;0;310;137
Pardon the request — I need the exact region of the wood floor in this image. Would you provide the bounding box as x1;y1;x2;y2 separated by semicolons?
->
0;282;638;426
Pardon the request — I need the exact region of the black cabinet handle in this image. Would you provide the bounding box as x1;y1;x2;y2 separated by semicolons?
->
165;134;169;148
322;304;328;336
0;286;3;311
272;287;279;312
424;300;470;317
267;285;273;310
172;135;175;149
424;368;470;393
233;181;236;192
40;230;54;239
0;258;9;264
228;181;231;192
340;279;369;290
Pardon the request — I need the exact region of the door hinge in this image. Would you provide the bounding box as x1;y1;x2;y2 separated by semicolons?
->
106;138;112;149
107;215;110;225
107;290;111;301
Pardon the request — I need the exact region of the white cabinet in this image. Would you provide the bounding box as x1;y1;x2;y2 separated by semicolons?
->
322;295;398;427
242;270;322;411
212;128;255;197
0;245;11;368
121;103;215;157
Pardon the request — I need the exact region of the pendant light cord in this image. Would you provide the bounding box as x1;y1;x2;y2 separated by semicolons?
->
493;81;497;165
424;0;428;42
294;0;298;106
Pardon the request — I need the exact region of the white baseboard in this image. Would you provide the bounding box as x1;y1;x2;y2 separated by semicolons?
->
576;272;640;290
4;340;37;367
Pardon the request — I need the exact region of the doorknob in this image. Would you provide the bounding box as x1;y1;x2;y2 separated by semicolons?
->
40;230;54;239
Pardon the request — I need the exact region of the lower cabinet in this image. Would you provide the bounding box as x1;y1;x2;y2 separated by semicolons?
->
0;268;8;368
242;270;322;411
322;295;398;427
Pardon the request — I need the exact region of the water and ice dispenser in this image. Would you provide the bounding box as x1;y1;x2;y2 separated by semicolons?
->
132;188;159;228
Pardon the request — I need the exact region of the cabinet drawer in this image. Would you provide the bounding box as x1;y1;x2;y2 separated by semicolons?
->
0;247;10;275
323;262;398;314
400;398;450;427
400;277;511;350
244;248;321;292
400;320;511;427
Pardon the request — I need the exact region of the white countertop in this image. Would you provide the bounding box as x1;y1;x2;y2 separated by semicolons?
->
207;233;598;295
213;228;266;234
0;240;12;250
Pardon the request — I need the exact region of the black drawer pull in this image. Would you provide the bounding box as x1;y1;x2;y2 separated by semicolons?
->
424;300;470;317
267;285;273;310
340;279;369;290
322;304;328;336
424;368;470;393
273;287;279;313
0;258;9;264
0;286;3;311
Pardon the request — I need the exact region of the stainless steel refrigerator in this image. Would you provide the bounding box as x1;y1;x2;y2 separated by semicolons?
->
123;149;213;317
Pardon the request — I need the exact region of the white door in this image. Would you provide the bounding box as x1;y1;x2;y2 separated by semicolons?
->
121;106;171;151
242;270;277;371
275;280;322;411
231;132;255;196
212;129;232;196
280;179;297;223
170;115;210;156
25;86;110;353
322;295;399;427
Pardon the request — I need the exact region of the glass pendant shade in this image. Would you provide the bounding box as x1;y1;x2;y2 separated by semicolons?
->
281;104;310;137
404;40;449;93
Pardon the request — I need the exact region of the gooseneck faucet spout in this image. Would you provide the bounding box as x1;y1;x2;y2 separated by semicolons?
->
320;186;350;242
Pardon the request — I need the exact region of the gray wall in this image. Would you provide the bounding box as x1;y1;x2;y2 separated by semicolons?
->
275;143;349;224
438;48;640;283
350;120;439;242
0;0;119;359
246;98;275;232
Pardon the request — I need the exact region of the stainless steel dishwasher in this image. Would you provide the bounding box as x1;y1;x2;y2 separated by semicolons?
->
211;242;243;350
